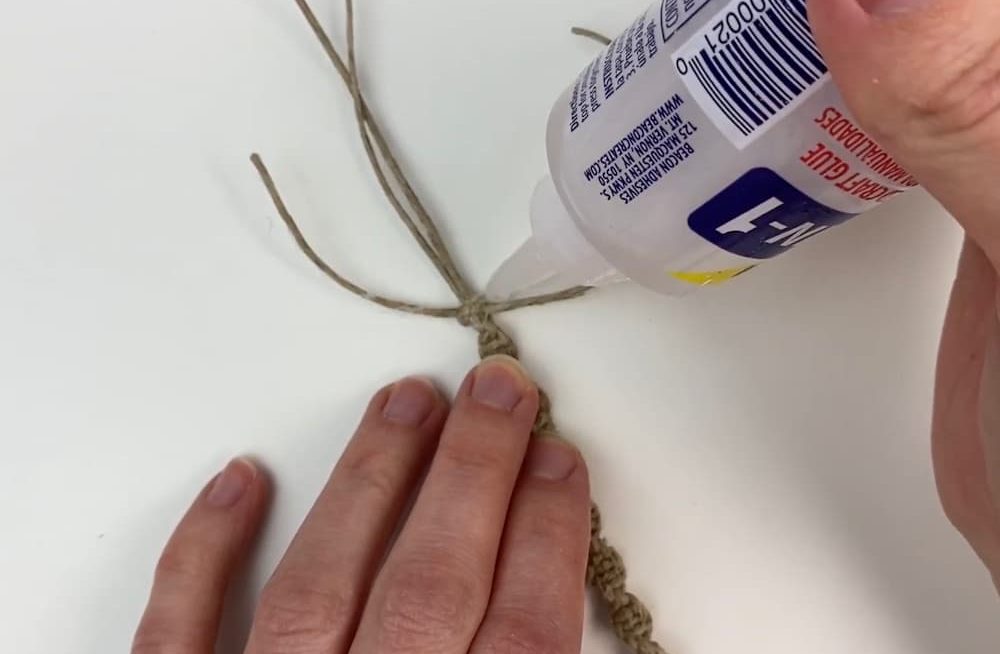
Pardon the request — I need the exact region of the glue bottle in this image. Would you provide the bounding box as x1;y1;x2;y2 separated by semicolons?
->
486;0;919;299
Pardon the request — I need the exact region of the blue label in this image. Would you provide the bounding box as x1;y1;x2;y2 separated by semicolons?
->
688;168;855;260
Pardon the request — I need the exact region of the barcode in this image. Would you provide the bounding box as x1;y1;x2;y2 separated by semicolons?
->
673;0;828;148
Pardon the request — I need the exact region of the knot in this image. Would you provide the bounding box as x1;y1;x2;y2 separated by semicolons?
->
611;593;656;646
456;297;519;359
456;296;491;330
588;503;668;654
588;535;627;596
534;390;556;435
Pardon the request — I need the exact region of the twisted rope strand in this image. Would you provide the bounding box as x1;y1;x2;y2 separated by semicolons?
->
249;155;588;319
570;26;614;46
589;506;666;654
344;0;471;299
251;4;668;652
250;153;459;317
293;0;470;297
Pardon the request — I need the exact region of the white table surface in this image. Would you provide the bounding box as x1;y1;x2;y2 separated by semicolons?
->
3;1;998;652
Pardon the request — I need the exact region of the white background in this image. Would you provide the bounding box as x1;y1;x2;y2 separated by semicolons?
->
2;0;998;652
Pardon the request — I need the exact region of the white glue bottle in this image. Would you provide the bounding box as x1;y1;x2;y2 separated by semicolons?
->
487;0;919;299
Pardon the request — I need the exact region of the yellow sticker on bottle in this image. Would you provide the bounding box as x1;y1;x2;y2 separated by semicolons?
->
670;266;755;286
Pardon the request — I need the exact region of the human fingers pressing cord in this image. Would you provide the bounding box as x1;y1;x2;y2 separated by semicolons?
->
132;356;592;654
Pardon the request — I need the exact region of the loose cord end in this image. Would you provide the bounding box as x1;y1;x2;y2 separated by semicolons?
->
571;26;613;46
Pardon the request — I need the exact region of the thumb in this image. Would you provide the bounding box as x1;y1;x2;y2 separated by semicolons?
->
808;0;1000;264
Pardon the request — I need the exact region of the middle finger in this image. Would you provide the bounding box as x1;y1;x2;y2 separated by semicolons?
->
349;356;539;653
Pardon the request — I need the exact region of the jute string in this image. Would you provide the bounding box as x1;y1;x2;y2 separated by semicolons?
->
251;2;666;652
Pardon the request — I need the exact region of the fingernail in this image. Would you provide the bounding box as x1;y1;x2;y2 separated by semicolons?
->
471;355;530;412
206;458;256;508
383;376;438;426
524;436;580;481
861;0;927;16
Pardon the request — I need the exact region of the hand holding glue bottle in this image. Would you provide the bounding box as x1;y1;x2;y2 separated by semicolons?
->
487;0;988;298
491;0;1000;597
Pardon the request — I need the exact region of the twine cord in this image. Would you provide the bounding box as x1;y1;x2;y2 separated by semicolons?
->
571;26;614;46
251;3;666;652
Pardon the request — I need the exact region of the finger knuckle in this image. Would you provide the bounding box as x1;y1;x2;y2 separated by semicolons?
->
338;447;403;502
519;480;591;540
153;546;209;588
378;562;485;650
890;41;1000;141
524;507;585;546
912;84;999;141
477;608;566;654
436;439;511;481
253;583;352;647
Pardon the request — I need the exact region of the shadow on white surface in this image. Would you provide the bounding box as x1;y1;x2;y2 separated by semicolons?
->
691;198;995;653
550;192;1000;653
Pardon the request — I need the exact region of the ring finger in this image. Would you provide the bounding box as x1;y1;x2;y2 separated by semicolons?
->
470;436;591;654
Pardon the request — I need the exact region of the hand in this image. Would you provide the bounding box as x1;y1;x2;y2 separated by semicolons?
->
132;357;591;653
809;0;1000;581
